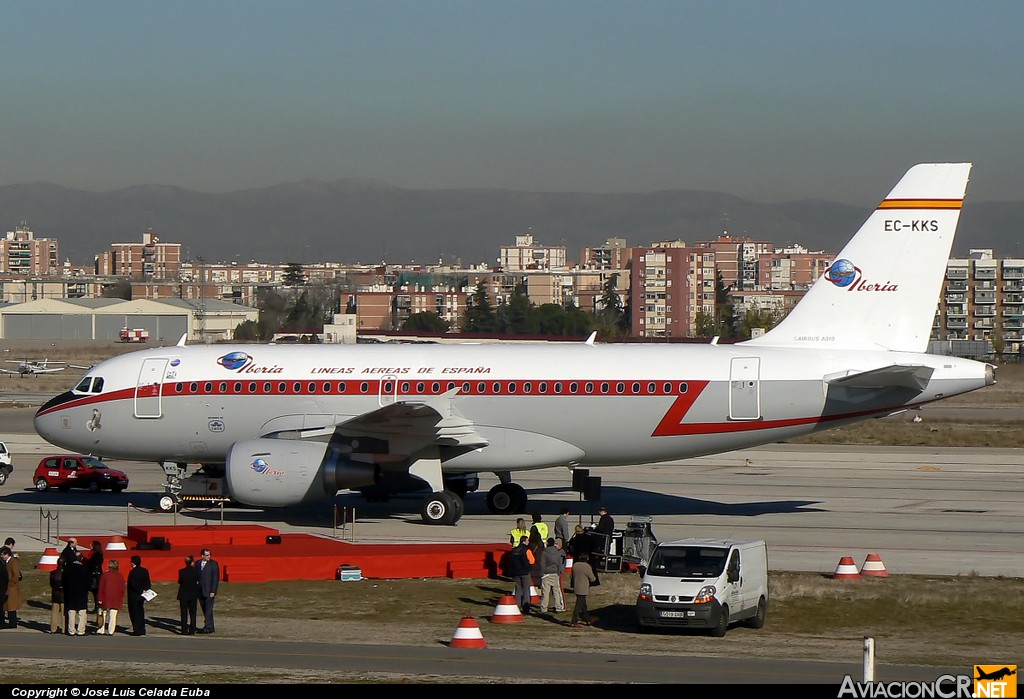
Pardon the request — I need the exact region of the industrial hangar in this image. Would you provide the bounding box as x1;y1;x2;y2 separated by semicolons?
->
0;297;258;343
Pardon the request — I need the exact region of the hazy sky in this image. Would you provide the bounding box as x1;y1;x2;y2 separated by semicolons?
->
3;1;1022;205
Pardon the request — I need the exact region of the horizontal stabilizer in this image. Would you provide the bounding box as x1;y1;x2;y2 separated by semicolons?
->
826;365;934;391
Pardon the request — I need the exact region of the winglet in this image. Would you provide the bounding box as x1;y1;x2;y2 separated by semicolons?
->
585;331;597;345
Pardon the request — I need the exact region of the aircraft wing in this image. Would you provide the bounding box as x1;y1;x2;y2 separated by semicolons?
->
825;365;934;391
0;368;19;375
338;393;489;450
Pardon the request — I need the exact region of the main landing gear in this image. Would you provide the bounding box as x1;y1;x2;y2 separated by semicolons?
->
418;480;528;526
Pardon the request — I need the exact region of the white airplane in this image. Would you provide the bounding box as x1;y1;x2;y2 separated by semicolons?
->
2;359;67;376
34;163;995;525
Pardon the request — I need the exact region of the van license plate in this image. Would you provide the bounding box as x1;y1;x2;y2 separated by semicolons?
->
659;610;692;618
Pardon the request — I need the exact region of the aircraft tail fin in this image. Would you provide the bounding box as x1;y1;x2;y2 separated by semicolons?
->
747;163;971;352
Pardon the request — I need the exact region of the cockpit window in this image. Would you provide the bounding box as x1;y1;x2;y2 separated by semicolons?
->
92;378;104;393
74;378;92;393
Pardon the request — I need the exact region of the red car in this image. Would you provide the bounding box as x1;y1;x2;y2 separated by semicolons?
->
33;455;129;493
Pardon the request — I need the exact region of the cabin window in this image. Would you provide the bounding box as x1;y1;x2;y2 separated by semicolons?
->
174;382;183;393
491;381;501;394
600;382;609;394
336;382;346;392
322;382;331;393
417;382;425;393
219;382;227;393
616;382;625;393
523;382;532;393
663;382;672;394
585;382;594;394
433;382;441;393
233;382;241;393
204;382;213;393
190;382;199;393
401;382;410;393
508;382;516;393
477;382;486;393
647;382;657;394
278;382;287;393
248;382;256;393
569;382;579;394
263;382;272;393
306;382;315;393
553;382;562;394
293;382;302;393
360;382;369;393
679;382;688;393
632;382;641;394
462;381;471;393
384;381;394;393
539;382;548;394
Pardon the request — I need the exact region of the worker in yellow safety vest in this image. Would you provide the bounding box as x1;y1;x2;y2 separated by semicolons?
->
529;512;548;542
509;518;530;546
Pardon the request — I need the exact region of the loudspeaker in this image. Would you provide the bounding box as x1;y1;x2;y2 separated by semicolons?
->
583;475;602;501
266;535;282;545
571;468;590;493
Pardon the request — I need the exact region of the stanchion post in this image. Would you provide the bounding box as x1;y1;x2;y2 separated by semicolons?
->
863;636;875;681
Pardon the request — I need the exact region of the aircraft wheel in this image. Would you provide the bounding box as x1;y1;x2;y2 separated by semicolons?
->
450;491;465;522
158;495;178;512
485;483;528;514
421;491;458;526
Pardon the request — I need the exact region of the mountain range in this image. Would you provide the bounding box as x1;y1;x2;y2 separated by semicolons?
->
1;179;1021;268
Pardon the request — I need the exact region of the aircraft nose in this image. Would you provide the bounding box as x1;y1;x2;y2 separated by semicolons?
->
34;391;75;443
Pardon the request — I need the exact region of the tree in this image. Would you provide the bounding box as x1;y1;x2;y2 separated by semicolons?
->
714;272;737;339
101;279;132;300
694;310;717;338
462;280;497;333
594;272;628;338
282;262;306;287
498;282;537;334
739;300;784;339
402;311;450;333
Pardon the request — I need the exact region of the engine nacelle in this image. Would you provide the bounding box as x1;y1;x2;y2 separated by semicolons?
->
225;438;378;507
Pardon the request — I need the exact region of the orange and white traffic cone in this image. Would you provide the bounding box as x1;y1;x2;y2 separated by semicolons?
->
529;585;541;605
490;595;525;624
36;548;59;571
860;553;889;577
449;617;487;648
833;556;861;580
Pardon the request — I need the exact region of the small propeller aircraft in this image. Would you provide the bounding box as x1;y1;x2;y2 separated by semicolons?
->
1;359;67;376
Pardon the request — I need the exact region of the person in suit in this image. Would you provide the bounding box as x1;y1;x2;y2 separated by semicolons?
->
197;548;220;634
177;555;201;635
126;555;151;636
63;552;92;636
1;545;22;629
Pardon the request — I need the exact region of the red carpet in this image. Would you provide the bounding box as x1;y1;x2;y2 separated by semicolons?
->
42;525;509;583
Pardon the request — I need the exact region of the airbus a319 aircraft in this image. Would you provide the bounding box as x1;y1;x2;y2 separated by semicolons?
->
34;163;995;525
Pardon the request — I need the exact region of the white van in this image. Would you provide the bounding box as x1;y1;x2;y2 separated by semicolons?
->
635;538;768;636
0;441;11;486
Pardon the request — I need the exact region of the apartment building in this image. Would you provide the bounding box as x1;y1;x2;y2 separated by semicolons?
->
1;222;60;276
96;229;182;280
935;249;1024;354
630;242;716;338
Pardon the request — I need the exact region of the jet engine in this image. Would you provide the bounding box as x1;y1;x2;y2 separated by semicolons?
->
225;438;378;507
